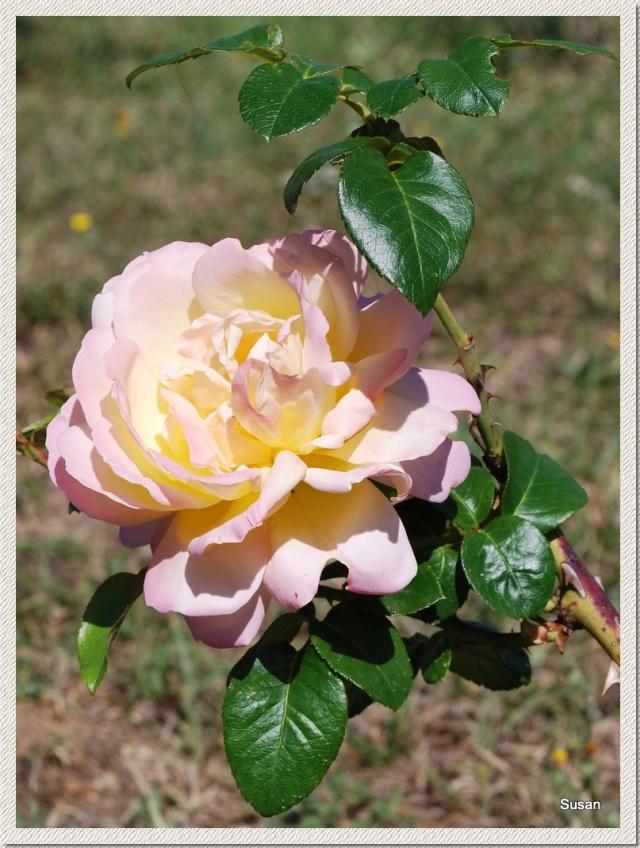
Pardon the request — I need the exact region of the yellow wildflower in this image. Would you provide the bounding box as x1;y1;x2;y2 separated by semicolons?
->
69;212;94;234
551;747;569;767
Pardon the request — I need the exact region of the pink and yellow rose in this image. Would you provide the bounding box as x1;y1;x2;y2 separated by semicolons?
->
46;230;480;647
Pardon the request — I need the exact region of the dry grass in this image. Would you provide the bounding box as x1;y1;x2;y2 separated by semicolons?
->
16;16;620;829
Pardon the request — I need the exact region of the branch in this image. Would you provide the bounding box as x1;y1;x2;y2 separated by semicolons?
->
432;294;619;682
549;533;620;666
433;293;504;471
16;427;49;469
337;93;375;126
440;616;542;651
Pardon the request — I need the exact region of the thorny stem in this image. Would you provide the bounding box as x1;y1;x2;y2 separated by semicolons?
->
313;549;620;670
432;294;620;671
549;534;620;666
433;293;504;472
16;428;48;468
316;583;565;652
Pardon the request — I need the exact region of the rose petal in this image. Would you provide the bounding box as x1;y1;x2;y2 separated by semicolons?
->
305;230;369;296
403;439;473;503
73;335;201;506
188;450;307;553
304;458;412;500
71;327;117;427
46;397;163;525
104;337;167;450
263;479;417;609
352;348;414;399
90;273;119;329
350;289;433;370
90;410;207;508
312;347;418;454
312;388;376;450
390;367;482;416
119;517;169;549
325;388;459;465
256;231;364;359
145;511;269;617
96;346;229;507
230;358;284;447
184;586;271;648
112;241;209;377
192;238;300;319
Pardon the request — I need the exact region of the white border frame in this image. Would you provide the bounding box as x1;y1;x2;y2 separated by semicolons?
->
6;3;636;845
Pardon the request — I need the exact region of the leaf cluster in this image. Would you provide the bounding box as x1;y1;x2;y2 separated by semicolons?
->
78;429;587;813
127;24;615;315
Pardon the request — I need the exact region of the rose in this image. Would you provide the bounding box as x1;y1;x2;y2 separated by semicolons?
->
46;230;481;648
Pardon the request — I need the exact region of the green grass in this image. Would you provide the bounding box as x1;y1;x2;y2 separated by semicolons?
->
17;15;620;829
271;773;416;827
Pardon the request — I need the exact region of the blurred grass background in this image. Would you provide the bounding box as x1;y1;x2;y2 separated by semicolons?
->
16;16;620;828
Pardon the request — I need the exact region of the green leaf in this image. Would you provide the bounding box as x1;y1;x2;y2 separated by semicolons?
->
320;561;349;581
44;386;73;408
501;430;588;531
223;642;347;816
379;556;444;616
310;603;413;710
404;136;445;157
341;66;375;94
284;137;371;214
367;75;424;119
353;544;448;616
239;62;339;141
19;411;58;445
77;568;147;694
402;633;429;676
421;632;452;684
449;622;531;690
421;546;469;623
448;465;496;530
418;37;511;118
255;611;308;647
394;498;449;561
489;34;618;60
343;679;374;718
126;23;285;88
288;54;343;77
461;515;556;619
338;147;474;315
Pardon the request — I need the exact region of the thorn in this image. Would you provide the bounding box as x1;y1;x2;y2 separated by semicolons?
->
452;356;462;367
562;561;587;598
473;373;485;391
602;660;620;695
469;419;483;441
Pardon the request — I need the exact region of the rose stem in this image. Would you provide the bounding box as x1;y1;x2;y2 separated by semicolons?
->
433;293;504;470
433;294;620;668
549;534;620;665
